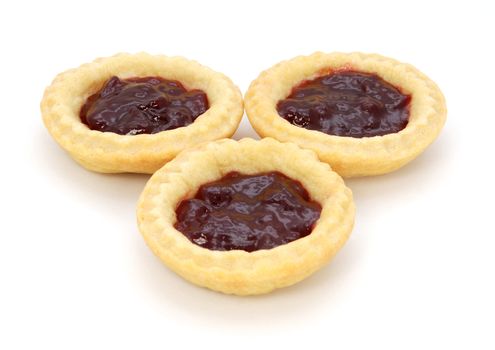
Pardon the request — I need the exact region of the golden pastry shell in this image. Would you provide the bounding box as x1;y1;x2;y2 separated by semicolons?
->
41;53;243;173
137;138;355;295
245;52;447;177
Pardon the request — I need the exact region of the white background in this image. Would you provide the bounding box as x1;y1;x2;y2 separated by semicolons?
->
1;0;494;349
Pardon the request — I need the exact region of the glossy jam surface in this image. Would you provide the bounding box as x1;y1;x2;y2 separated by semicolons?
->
80;76;209;135
175;172;322;252
277;71;411;138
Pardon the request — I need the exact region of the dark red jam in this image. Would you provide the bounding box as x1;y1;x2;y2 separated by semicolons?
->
174;172;322;252
277;70;411;138
80;76;209;135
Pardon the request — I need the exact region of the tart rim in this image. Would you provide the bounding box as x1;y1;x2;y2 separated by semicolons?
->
41;52;243;173
136;137;355;295
244;52;447;177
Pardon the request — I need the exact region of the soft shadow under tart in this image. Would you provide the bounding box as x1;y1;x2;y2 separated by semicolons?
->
245;52;447;177
137;138;355;295
41;53;243;173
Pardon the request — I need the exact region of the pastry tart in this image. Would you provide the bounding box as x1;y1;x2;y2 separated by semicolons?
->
137;138;355;295
41;53;243;173
245;52;447;177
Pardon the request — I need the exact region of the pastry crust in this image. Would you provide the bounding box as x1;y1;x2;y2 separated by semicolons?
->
245;52;447;177
41;53;243;173
137;138;355;295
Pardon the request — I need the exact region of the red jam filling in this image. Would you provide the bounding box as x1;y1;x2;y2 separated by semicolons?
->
174;172;322;252
276;70;411;138
80;76;209;135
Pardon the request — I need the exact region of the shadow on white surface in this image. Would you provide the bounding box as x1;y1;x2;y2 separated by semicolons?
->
34;127;150;204
232;115;259;140
133;232;361;325
34;122;454;326
130;130;454;325
345;128;454;203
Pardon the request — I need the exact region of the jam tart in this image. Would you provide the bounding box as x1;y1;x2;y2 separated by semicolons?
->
245;52;447;177
41;53;243;173
137;138;355;295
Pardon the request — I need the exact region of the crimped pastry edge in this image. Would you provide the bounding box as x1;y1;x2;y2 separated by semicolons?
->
41;52;244;173
244;52;447;177
137;138;355;295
